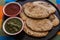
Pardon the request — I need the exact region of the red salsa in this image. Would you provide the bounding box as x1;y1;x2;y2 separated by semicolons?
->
5;3;20;16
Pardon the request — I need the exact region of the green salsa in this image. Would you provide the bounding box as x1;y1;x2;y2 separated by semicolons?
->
5;18;22;33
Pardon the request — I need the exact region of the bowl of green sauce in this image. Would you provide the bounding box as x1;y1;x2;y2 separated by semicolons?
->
3;17;24;35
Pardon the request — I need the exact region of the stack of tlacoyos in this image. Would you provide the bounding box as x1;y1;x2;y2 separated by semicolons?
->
20;1;59;37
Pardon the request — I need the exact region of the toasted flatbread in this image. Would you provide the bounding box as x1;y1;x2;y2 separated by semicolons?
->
24;24;48;37
33;1;56;14
23;2;50;18
26;19;53;31
49;14;59;26
20;11;28;21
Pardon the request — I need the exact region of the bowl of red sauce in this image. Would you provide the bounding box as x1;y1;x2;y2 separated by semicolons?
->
3;2;22;17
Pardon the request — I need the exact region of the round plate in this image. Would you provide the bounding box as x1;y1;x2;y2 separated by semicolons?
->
4;0;60;40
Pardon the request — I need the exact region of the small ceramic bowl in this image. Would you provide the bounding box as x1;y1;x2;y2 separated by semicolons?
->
3;17;24;35
3;2;22;17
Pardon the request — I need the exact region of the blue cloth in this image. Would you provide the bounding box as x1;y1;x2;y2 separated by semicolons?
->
0;36;15;40
5;0;16;3
56;0;60;4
